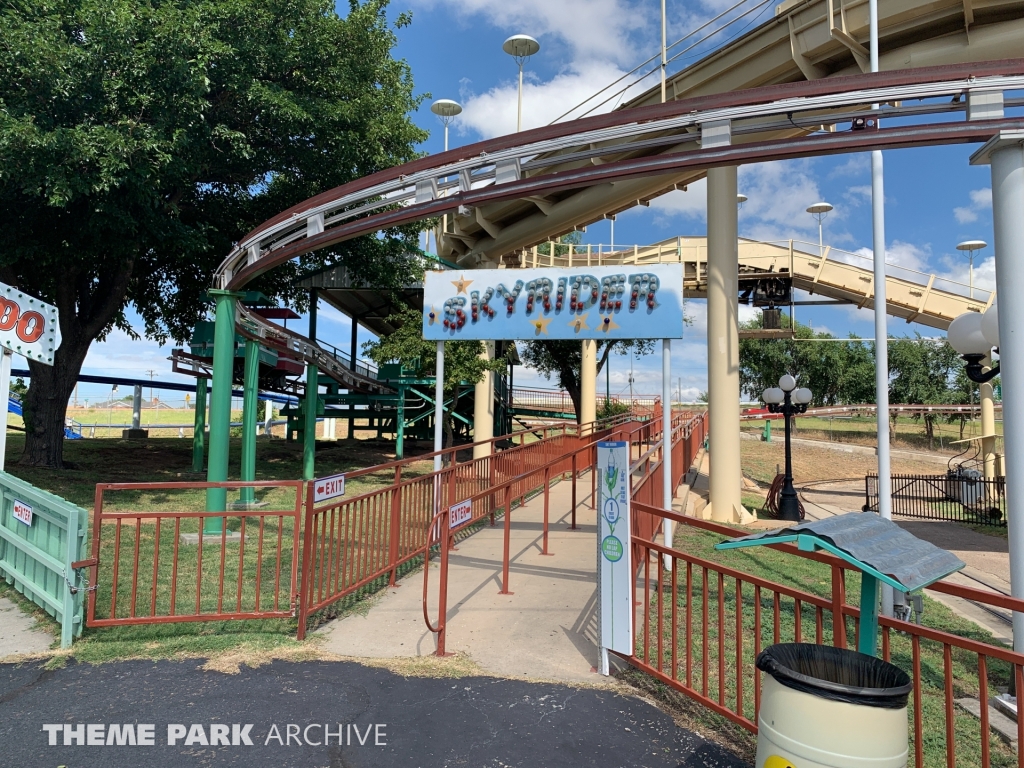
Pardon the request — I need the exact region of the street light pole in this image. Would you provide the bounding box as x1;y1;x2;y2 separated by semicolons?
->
806;202;833;261
956;240;987;299
763;376;812;521
503;35;540;132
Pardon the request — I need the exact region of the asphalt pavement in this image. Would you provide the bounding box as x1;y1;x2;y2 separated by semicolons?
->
0;658;748;767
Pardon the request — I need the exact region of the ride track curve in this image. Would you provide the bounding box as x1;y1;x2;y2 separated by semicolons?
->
213;59;1024;380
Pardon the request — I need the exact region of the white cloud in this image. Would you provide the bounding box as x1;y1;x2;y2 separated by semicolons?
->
457;60;646;138
854;240;932;274
828;155;870;178
414;0;650;66
953;187;991;224
649;178;708;222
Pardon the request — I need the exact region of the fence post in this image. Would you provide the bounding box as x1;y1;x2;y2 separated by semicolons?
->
388;466;403;587
499;485;514;594
436;514;452;656
296;481;316;640
831;564;847;649
542;465;552;556
570;452;579;530
61;502;80;648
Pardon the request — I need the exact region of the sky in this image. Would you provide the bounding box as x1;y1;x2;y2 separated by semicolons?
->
71;0;1002;407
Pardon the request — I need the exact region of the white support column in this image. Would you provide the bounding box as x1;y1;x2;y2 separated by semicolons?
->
264;398;273;437
662;339;673;566
473;341;495;458
0;350;11;471
434;341;445;475
972;134;1024;652
703;120;748;524
980;359;997;480
581;340;597;427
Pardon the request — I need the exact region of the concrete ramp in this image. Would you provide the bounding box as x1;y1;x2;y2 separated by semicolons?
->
317;478;605;684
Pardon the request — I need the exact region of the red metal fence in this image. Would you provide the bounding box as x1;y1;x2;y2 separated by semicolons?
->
86;481;304;627
627;506;1024;768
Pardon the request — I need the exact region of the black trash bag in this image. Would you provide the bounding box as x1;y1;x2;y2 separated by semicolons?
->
756;643;912;710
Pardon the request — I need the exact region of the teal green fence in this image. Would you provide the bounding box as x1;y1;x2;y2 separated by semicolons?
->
0;472;87;648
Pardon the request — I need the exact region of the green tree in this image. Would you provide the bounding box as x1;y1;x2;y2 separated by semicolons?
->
362;307;507;457
519;339;654;423
0;0;427;467
738;311;875;405
888;336;966;449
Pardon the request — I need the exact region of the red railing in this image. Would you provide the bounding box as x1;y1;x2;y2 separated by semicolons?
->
295;414;643;638
418;409;707;654
626;506;1024;768
86;481;304;627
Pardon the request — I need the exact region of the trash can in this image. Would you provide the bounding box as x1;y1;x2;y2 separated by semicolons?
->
755;643;912;768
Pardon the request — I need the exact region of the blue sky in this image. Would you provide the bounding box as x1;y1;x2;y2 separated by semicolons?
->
74;0;998;405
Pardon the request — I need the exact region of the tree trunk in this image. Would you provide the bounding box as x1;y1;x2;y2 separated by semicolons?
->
444;386;460;466
924;415;934;451
566;381;582;424
21;332;92;468
17;264;132;469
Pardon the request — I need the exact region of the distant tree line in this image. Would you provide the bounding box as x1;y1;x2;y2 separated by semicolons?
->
739;312;990;449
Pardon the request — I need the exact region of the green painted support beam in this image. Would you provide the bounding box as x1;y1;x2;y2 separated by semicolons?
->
303;364;319;480
858;573;879;657
239;339;260;505
395;385;406;459
205;289;243;532
191;378;208;473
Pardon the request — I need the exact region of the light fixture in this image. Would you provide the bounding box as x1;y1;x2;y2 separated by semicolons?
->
948;310;999;383
761;377;814;521
430;99;463;153
503;34;540;133
956;240;987;299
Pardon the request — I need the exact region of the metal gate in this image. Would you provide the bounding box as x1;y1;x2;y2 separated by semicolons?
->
84;480;303;628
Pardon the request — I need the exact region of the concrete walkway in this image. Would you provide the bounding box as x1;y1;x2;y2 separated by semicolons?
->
318;476;605;683
0;594;53;660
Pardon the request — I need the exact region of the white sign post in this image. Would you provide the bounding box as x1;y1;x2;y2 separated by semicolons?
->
597;440;632;674
0;282;60;471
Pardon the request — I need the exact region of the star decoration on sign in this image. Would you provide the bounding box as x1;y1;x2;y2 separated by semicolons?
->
531;315;553;336
599;315;620;333
569;313;590;334
426;306;439;325
451;274;473;295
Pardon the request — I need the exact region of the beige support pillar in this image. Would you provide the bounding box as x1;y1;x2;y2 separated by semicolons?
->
981;357;997;480
705;155;750;524
473;341;495;458
581;340;598;427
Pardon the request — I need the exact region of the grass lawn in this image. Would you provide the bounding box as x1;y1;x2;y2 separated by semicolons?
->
628;521;1017;767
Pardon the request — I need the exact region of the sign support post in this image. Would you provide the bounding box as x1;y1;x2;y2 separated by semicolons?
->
0;350;12;472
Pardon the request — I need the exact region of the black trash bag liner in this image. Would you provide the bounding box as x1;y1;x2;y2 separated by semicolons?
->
756;643;912;710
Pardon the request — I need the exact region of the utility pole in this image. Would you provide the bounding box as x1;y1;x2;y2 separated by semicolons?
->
146;370;156;409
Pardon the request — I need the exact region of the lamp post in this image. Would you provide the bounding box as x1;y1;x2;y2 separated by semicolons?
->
956;239;987;299
430;99;462;152
762;375;813;521
502;34;540;132
948;307;1000;384
806;202;833;260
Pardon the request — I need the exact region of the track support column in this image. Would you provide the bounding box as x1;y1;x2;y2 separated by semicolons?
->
473;341;495;458
206;289;243;529
192;378;208;472
981;357;997;480
972;132;1024;653
703;120;748;524
238;339;260;507
581;340;597;427
304;291;320;482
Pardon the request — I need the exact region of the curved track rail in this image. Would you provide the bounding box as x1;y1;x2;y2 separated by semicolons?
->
214;60;1024;373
